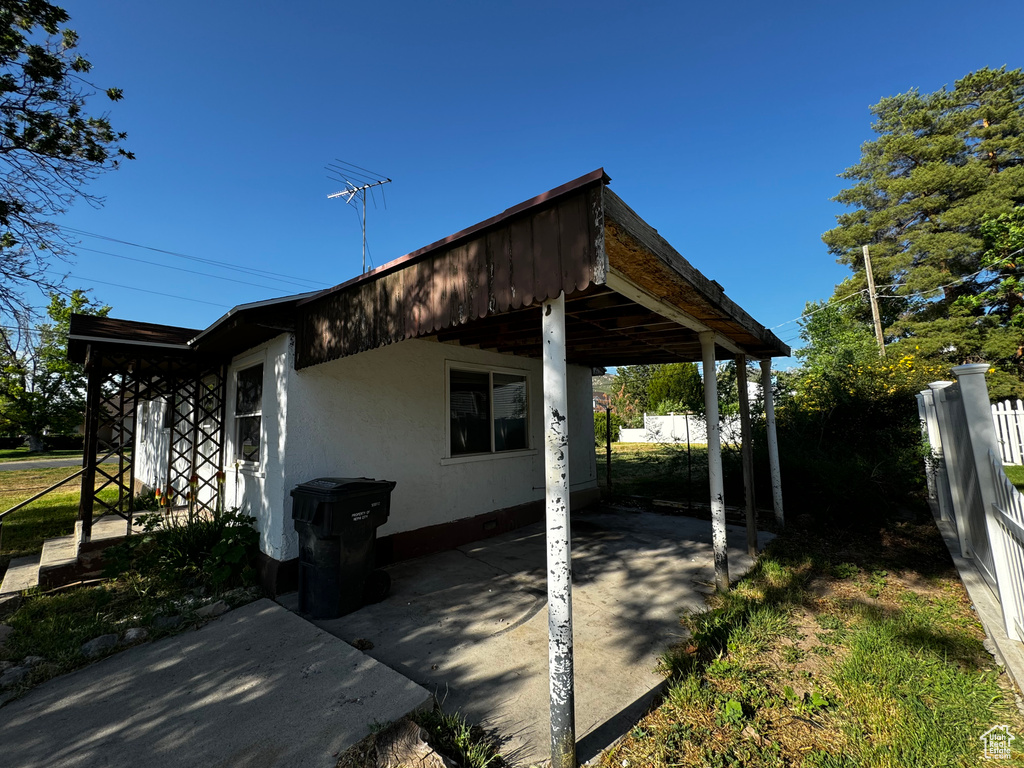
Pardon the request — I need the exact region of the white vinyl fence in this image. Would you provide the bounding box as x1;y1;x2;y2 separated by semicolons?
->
618;412;741;445
992;399;1024;465
921;366;1024;643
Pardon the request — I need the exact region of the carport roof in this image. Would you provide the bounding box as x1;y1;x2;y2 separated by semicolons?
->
69;169;789;369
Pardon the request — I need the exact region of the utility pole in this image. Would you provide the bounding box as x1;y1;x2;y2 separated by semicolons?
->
862;244;886;358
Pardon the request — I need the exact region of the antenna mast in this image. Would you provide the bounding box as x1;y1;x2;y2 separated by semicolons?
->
326;160;392;274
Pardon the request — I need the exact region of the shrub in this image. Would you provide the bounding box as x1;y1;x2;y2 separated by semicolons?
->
594;409;621;444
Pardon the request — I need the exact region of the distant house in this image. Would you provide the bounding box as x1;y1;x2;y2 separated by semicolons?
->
68;169;789;593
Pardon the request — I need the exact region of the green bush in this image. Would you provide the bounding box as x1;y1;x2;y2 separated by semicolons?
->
594;409;622;444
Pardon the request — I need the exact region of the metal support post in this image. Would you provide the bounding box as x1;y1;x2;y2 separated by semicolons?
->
700;332;729;592
760;359;784;528
543;293;575;768
605;405;612;492
736;356;758;557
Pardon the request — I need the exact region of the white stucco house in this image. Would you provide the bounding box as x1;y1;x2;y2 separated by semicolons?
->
68;169;789;594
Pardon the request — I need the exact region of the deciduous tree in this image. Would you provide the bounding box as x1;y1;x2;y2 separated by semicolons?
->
0;289;109;449
0;1;132;319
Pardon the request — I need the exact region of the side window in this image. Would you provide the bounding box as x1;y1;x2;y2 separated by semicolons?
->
449;367;528;456
235;364;263;463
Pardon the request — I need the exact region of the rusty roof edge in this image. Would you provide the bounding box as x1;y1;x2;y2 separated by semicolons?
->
602;188;790;358
296;168;611;308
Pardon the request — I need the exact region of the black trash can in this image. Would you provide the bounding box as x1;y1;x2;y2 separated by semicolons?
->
290;477;396;619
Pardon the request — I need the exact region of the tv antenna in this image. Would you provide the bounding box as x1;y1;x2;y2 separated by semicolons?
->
326;160;392;274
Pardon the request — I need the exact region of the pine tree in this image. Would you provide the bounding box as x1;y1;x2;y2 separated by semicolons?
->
822;67;1024;396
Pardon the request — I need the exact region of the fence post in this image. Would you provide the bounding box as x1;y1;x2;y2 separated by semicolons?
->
920;388;951;521
916;392;936;501
954;363;1020;641
930;382;970;557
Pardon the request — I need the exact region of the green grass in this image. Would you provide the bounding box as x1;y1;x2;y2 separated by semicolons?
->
595;442;751;506
0;463;119;577
601;523;1024;768
1004;464;1024;493
0;448;84;462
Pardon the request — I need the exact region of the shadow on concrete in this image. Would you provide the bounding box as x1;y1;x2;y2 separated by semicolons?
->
0;600;430;768
310;507;772;765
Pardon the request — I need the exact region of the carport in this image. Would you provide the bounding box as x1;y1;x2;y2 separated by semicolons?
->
293;168;790;766
69;168;789;767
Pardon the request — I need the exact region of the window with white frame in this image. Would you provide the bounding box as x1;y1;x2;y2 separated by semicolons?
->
449;367;528;456
235;364;263;463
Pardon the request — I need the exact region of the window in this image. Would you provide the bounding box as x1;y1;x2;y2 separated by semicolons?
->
235;364;263;462
449;367;528;456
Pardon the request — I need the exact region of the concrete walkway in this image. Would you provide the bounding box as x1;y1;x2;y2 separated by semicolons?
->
305;509;773;766
0;456;97;472
0;600;431;768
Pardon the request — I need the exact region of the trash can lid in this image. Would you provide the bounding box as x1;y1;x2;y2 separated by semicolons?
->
290;477;397;500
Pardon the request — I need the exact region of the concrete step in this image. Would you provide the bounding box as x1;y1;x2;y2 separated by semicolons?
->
38;534;79;589
0;554;40;597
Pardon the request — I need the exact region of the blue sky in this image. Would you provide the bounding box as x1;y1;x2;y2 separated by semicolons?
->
47;0;1024;364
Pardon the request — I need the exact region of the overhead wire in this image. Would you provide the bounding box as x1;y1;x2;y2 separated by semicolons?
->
49;272;231;308
60;227;328;289
74;245;292;293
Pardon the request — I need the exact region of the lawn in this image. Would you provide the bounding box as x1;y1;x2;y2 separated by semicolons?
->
0;463;119;578
600;522;1024;767
1003;464;1024;493
596;441;758;513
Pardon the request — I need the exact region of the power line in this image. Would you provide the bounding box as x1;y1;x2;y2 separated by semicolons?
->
770;289;869;331
61;227;329;290
75;245;290;293
51;272;232;308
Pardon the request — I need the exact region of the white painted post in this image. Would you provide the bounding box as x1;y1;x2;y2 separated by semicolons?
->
954;363;1020;641
930;382;970;557
700;331;729;591
736;355;757;557
542;292;575;768
760;359;784;527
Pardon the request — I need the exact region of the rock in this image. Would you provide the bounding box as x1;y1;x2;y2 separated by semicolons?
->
22;655;44;667
122;628;149;644
0;624;13;647
152;615;182;631
0;660;13;673
0;666;29;689
195;600;229;619
80;634;118;659
351;638;374;651
375;719;454;768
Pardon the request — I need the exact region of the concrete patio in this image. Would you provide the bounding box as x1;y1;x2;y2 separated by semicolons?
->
301;507;773;766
